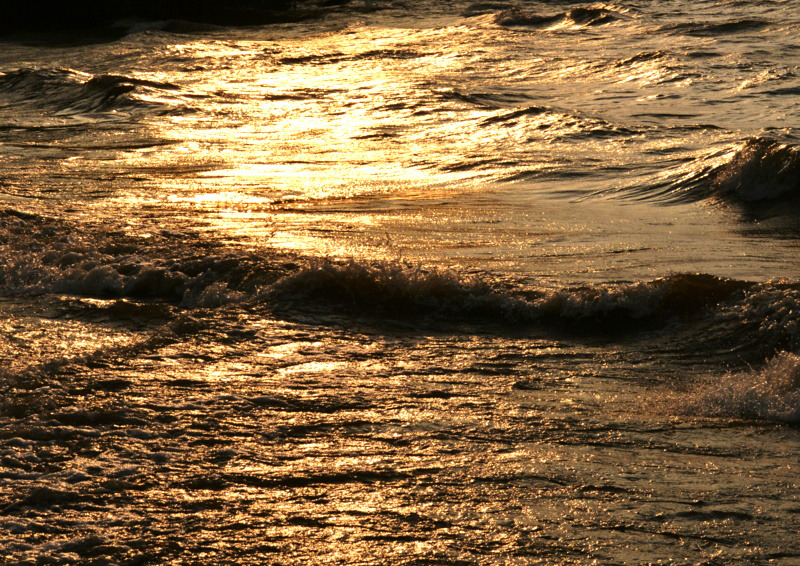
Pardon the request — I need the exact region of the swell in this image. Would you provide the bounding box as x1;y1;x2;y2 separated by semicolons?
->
3;209;800;365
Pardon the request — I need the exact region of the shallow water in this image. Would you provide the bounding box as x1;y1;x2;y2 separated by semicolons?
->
3;0;800;564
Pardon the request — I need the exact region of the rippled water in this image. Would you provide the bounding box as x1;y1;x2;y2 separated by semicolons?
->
3;0;800;564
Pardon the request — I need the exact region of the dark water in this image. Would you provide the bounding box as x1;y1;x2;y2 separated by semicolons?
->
3;0;800;564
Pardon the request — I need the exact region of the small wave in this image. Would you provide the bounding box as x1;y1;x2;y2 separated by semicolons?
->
737;68;796;91
600;137;800;207
278;48;421;66
0;68;86;98
677;352;800;423
5;211;800;359
712;137;800;203
438;88;638;141
494;6;619;29
614;51;668;67
267;261;497;317
437;89;538;109
479;105;635;140
278;52;345;65
480;106;550;125
0;67;185;117
763;85;800;96
659;19;769;37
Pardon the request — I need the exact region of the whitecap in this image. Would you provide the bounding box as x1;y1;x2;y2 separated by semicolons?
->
678;352;800;423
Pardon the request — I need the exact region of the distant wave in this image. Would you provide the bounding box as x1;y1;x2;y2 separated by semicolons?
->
0;68;186;117
437;89;638;142
278;48;422;66
493;6;622;29
441;90;540;109
480;104;636;141
658;18;770;37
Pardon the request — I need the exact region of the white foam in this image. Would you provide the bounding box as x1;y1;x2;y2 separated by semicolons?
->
678;352;800;422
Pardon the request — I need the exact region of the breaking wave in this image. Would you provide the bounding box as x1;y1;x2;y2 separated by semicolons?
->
604;137;800;208
677;352;800;423
2;208;794;343
711;137;800;203
4;209;800;364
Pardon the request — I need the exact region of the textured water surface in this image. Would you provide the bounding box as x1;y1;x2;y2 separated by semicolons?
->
2;0;800;563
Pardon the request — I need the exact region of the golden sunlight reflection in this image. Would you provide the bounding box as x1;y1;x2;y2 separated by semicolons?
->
114;29;495;212
0;308;138;371
92;15;747;283
277;361;348;375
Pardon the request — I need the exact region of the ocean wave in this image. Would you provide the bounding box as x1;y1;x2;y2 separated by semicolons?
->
600;137;800;207
711;137;800;203
4;210;800;359
439;88;640;141
493;5;621;29
278;48;422;66
676;352;800;423
438;89;539;109
659;19;770;37
711;280;800;356
0;210;743;322
0;209;287;307
477;104;636;141
613;51;668;67
264;260;520;320
0;67;186;117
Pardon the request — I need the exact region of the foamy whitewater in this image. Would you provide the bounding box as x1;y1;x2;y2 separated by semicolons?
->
2;0;800;564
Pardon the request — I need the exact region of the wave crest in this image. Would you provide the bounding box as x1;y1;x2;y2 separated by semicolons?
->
266;260;520;320
712;137;800;202
601;136;800;207
4;211;800;362
267;265;753;330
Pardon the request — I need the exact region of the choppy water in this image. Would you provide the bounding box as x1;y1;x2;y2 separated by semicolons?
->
3;0;800;564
